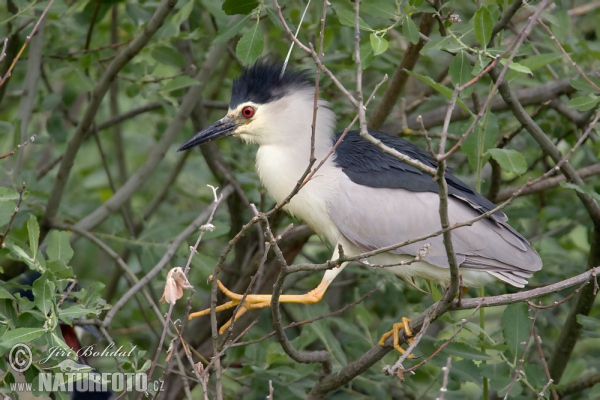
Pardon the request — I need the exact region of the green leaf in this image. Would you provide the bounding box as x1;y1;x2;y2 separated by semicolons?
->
449;51;471;88
498;59;532;75
577;314;600;338
479;363;513;393
236;22;264;66
487;148;527;175
151;46;183;68
172;0;194;26
570;77;600;94
462;114;499;170
420;35;464;54
441;341;492;360
359;41;375;69
559;182;600;201
506;53;563;81
47;260;74;279
265;6;285;31
0;328;45;349
405;70;472;114
8;243;45;272
27;215;39;261
79;282;106;309
519;53;563;72
567;94;600;111
222;0;258;15
0;285;15;300
59;304;96;325
0;187;19;201
402;15;420;45
473;6;494;47
214;14;251;44
590;383;600;399
550;10;570;42
501;303;531;361
33;273;55;317
332;5;372;31
160;76;201;93
0;121;13;135
0;202;15;227
361;0;397;19
369;34;388;56
47;231;74;264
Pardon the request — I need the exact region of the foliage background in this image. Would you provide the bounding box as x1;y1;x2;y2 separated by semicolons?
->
0;0;599;399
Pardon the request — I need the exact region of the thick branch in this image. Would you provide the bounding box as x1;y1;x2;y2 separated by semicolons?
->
72;42;228;234
308;266;600;399
403;76;579;130
43;0;179;230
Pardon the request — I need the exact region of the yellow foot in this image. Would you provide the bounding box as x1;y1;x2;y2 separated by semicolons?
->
189;276;330;334
378;317;415;358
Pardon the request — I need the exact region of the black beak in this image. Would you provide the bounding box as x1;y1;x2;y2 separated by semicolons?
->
177;117;238;151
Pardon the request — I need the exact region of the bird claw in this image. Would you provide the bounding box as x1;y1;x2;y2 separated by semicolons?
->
189;276;330;335
378;317;415;358
188;276;271;334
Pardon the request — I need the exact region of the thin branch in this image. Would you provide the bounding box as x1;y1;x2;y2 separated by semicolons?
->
51;221;167;326
256;208;332;372
273;0;358;107
438;357;452;400
489;66;600;224
144;186;229;400
536;17;600;92
401;303;483;375
533;327;558;400
102;185;233;328
496;163;600;202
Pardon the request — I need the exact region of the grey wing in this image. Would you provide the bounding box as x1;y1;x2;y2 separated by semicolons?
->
329;176;542;287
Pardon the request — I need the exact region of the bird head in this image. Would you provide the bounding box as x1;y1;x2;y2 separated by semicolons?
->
178;61;320;151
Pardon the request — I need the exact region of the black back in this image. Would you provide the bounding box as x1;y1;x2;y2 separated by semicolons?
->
333;130;502;217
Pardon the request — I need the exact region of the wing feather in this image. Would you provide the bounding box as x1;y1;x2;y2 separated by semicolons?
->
329;177;542;286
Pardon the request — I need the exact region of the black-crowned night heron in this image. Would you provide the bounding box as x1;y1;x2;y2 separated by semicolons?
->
178;61;542;353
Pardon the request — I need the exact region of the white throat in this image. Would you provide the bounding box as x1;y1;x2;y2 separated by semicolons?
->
252;89;341;240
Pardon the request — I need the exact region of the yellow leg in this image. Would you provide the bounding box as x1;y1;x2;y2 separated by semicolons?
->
189;276;331;334
378;317;415;358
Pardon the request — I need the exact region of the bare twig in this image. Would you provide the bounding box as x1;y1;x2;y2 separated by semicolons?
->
0;135;35;159
438;357;452;400
0;0;54;87
144;185;229;400
504;308;539;399
533;327;558;400
0;182;26;248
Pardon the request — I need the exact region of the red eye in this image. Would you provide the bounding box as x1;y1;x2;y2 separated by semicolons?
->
242;106;255;118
